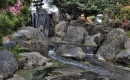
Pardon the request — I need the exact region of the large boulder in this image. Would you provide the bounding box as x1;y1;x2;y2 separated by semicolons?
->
96;29;128;60
11;27;48;56
115;49;130;65
19;52;50;69
63;26;88;44
0;50;18;78
54;21;68;38
56;45;86;60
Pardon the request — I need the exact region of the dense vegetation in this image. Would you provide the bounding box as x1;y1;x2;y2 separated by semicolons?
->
1;0;130;44
0;0;31;44
53;0;130;22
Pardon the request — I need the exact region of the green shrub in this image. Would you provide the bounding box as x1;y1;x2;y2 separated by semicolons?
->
9;45;22;59
0;0;31;45
126;31;130;37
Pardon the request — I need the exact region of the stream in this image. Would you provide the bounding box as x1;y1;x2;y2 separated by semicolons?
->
30;0;130;80
48;45;130;80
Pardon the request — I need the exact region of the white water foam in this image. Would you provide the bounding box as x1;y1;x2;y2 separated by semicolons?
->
42;0;59;14
30;0;59;14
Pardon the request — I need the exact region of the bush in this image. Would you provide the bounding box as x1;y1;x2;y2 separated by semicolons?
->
0;0;31;45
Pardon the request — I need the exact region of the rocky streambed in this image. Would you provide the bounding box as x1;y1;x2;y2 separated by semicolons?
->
1;20;130;80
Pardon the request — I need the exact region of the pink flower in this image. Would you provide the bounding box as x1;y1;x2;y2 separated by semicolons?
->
1;0;22;16
9;7;16;12
126;6;130;9
122;20;129;26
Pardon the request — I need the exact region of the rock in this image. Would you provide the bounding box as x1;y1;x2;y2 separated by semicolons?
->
81;47;97;56
7;74;25;80
54;21;68;37
84;33;101;47
94;34;105;48
16;66;52;80
70;20;86;27
18;57;27;69
0;73;3;80
50;37;62;43
124;38;130;49
86;24;101;35
45;62;54;67
19;52;49;69
0;50;18;78
56;45;85;60
11;27;48;56
115;49;130;65
96;29;128;60
2;41;16;50
57;13;67;22
63;26;88;44
49;37;69;44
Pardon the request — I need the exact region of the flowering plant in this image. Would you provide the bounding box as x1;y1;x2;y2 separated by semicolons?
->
0;0;31;45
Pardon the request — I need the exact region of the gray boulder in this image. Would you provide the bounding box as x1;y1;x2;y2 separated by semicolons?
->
63;26;88;44
7;74;25;80
54;21;68;38
56;45;85;60
2;40;16;50
115;49;130;64
84;33;101;47
0;50;18;78
11;27;48;56
96;29;128;60
124;38;130;49
19;52;50;69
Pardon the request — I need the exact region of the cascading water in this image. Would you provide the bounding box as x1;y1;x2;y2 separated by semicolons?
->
48;45;130;80
30;0;59;37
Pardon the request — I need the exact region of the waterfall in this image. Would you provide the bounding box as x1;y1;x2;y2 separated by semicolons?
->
30;0;59;37
42;0;59;14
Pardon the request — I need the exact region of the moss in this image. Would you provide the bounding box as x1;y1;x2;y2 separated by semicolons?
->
9;45;29;60
120;45;126;50
18;67;52;80
83;61;90;64
18;70;33;80
126;31;130;38
52;62;65;68
9;45;21;60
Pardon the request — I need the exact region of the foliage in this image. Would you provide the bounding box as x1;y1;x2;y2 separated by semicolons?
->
9;45;22;59
53;0;113;14
104;3;130;21
54;0;130;24
126;31;130;38
0;0;17;8
0;0;31;45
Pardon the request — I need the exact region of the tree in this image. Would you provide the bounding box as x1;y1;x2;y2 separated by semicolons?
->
53;0;112;17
